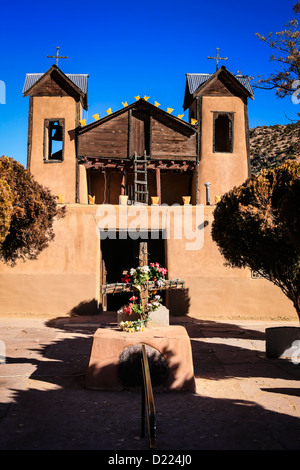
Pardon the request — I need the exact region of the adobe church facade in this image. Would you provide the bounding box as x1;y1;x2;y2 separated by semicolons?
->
0;63;296;319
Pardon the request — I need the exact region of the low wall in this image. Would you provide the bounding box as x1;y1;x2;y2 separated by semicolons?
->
0;204;100;316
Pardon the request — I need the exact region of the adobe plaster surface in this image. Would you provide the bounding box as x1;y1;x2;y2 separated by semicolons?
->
198;96;249;205
85;325;195;392
30;96;80;204
0;204;297;320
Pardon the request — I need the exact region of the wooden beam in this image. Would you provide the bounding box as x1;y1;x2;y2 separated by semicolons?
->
79;156;196;172
139;242;149;312
155;167;161;205
100;279;185;295
120;168;125;195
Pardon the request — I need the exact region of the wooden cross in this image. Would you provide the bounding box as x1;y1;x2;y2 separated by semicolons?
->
47;47;68;67
139;242;149;312
100;241;184;314
207;48;228;71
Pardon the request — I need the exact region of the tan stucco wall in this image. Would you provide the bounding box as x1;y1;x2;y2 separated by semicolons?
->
198;96;249;204
0;205;100;316
78;164;88;204
166;207;297;320
29;96;80;203
0;204;296;320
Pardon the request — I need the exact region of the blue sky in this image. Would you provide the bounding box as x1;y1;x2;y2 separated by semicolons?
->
0;0;298;168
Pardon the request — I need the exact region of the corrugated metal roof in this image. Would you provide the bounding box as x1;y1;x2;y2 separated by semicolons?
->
235;75;254;96
22;73;88;95
186;73;254;96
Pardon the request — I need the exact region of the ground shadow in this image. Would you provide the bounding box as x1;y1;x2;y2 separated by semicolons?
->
68;300;99;316
168;288;190;316
0;317;299;449
179;319;300;382
261;387;300;397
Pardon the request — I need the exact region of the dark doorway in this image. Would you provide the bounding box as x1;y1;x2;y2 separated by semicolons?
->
101;231;165;311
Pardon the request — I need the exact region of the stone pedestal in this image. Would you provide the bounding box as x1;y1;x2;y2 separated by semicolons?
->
266;326;300;359
148;305;169;326
85;325;195;392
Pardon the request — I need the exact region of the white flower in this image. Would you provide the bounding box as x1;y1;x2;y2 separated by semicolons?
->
130;268;136;275
140;265;150;273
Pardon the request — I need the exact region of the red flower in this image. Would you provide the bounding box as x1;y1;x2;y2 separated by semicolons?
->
124;304;133;315
129;296;137;301
122;274;131;284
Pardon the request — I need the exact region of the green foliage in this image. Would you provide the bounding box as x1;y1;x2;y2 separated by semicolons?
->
212;162;300;317
0;156;66;265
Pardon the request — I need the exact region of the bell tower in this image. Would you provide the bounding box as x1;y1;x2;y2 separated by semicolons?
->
23;62;88;203
184;65;254;204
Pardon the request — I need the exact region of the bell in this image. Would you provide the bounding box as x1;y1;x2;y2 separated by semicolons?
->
51;122;63;141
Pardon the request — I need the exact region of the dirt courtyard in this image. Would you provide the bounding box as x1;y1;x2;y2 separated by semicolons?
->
0;313;299;451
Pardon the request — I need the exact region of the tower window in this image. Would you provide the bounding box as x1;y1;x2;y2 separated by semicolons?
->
44;119;64;162
213;112;233;153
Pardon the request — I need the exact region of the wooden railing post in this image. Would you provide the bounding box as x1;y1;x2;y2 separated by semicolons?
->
141;344;156;449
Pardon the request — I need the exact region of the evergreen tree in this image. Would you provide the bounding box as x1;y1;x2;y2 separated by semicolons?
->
0;156;65;265
212;162;300;319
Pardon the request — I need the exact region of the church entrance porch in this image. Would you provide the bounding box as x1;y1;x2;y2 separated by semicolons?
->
100;231;165;312
86;165;194;206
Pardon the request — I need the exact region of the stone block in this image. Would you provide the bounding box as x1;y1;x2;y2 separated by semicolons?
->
266;326;300;359
148;305;169;326
85;325;195;392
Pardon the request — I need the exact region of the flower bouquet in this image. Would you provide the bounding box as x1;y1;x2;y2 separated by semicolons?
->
121;262;167;288
119;293;163;332
119;262;167;332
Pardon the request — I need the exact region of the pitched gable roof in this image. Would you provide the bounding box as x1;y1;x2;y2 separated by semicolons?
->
78;98;196;135
183;66;254;110
23;65;88;110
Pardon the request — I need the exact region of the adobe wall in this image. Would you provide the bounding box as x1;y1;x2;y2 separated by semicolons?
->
0;204;297;320
0;205;100;316
166;206;297;321
29;96;79;204
198;96;249;205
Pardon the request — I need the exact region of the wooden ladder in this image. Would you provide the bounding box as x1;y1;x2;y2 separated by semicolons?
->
134;151;148;205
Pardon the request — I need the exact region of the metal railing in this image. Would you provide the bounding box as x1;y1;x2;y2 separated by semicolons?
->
141;344;156;449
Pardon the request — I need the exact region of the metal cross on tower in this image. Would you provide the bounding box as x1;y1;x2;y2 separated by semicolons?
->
207;48;228;71
47;47;68;67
